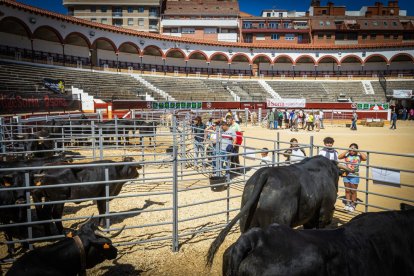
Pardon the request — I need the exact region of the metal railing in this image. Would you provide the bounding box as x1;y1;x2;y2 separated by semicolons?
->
0;113;412;257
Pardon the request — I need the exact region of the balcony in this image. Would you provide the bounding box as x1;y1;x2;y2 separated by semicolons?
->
149;25;159;31
162;19;239;28
112;12;123;18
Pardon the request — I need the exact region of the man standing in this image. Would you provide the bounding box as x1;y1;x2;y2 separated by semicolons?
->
191;116;206;168
226;115;242;172
319;109;324;129
390;110;398;130
268;110;275;129
351;111;358;130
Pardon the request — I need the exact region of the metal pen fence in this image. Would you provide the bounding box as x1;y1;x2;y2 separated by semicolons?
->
0;114;413;259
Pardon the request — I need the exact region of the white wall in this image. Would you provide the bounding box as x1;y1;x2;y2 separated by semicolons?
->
33;40;62;54
97;49;116;61
210;60;228;69
118;52;140;63
389;61;414;71
0;32;31;49
295;63;314;71
65;44;89;58
142;55;163;65
165;57;186;67
341;63;362;71
364;62;388;71
273;63;293;71
187;59;207;68
317;63;339;71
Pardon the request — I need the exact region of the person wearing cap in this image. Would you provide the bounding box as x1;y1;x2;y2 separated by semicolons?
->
191;116;206;168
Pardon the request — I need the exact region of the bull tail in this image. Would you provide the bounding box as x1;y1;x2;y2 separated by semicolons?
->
206;170;269;267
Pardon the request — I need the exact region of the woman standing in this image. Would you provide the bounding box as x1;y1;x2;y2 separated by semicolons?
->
338;143;367;213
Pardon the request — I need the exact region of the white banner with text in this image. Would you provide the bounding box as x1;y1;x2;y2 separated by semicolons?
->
266;98;306;108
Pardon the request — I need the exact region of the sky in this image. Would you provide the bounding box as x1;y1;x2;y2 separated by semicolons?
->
15;0;414;16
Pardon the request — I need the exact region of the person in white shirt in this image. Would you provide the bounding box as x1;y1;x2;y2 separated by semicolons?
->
260;147;272;166
319;109;324;129
319;137;338;161
283;138;306;164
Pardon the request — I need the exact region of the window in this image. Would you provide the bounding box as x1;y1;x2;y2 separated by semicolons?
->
393;21;398;26
127;7;133;13
364;22;368;26
283;22;290;28
285;34;295;40
243;22;252;29
259;23;265;28
101;18;107;24
384;34;390;39
393;34;399;39
138;19;144;26
269;22;278;29
318;34;324;39
138;7;144;13
267;12;271;17
326;21;331;26
362;34;367;40
271;34;279;40
322;10;327;14
204;27;217;34
279;12;283;17
372;21;378;26
90;6;96;13
149;7;158;16
128;18;134;26
101;6;107;12
383;21;388;26
256;34;265;40
319;21;324;26
326;34;332;39
370;34;376;40
182;27;195;34
171;28;178;33
91;18;97;22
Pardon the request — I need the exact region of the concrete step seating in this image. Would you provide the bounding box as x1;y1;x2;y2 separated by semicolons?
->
0;61;157;101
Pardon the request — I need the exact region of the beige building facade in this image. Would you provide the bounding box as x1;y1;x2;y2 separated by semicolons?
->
63;0;161;32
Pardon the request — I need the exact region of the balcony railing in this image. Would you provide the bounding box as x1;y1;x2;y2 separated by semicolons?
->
112;12;123;18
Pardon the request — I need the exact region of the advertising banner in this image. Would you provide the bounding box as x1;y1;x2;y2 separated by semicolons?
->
392;90;412;99
0;94;80;114
152;102;202;109
266;98;306;108
357;103;389;110
43;78;65;94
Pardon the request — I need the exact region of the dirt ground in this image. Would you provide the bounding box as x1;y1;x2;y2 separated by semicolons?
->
1;120;413;275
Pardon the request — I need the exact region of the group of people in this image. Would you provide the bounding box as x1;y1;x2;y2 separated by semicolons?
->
260;136;366;213
265;109;324;132
191;111;242;176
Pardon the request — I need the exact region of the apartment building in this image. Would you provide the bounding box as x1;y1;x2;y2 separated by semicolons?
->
63;0;161;32
240;0;412;46
161;0;239;42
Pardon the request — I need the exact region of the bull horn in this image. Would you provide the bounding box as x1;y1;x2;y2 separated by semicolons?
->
337;163;353;172
95;225;126;239
78;215;94;228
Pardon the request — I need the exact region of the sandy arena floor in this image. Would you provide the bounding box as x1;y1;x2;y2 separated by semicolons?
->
1;120;413;275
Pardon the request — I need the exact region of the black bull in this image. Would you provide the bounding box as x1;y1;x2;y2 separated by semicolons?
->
6;219;124;276
33;157;142;234
222;210;414;276
207;156;340;266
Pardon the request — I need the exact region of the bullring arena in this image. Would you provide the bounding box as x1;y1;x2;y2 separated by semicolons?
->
0;0;414;275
